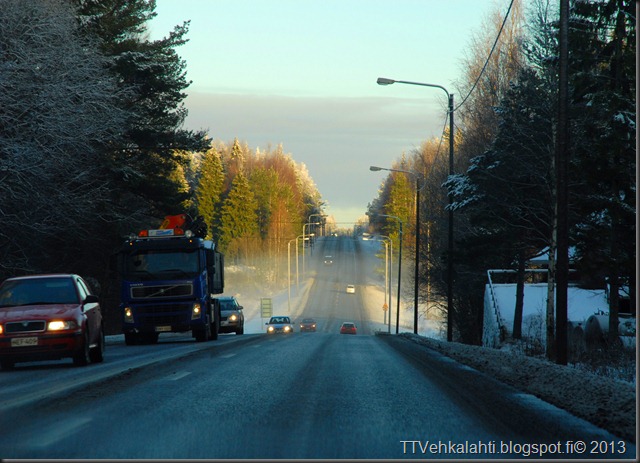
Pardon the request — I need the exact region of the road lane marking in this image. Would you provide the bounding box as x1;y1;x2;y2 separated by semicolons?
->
29;417;92;448
165;371;191;381
220;353;236;359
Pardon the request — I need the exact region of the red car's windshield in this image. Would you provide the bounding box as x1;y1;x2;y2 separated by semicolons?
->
0;278;78;307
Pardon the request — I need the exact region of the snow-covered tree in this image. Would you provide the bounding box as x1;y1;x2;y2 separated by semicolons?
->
74;0;208;215
0;0;127;276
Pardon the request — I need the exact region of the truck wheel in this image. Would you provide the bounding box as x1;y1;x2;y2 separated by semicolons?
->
211;303;220;341
194;315;211;342
194;328;208;342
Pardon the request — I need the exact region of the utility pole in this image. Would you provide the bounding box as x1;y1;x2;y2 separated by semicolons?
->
555;0;570;365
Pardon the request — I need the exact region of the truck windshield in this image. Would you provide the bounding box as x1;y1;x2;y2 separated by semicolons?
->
124;249;200;280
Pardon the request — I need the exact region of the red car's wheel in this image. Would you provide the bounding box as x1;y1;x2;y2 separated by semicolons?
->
73;330;91;366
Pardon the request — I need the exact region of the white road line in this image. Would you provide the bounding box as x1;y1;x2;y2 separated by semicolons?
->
29;417;92;448
220;353;236;359
165;371;191;381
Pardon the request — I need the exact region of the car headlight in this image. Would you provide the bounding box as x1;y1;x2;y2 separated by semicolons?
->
47;320;77;331
267;326;274;333
284;326;291;332
229;314;238;322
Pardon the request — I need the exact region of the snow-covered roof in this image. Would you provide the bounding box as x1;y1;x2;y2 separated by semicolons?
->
488;283;609;330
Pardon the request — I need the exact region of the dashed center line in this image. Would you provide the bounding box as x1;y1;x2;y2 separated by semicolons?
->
165;371;191;381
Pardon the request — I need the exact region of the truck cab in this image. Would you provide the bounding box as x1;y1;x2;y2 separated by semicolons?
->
119;216;224;345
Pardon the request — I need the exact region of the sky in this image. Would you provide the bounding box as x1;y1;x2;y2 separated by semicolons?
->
148;0;507;226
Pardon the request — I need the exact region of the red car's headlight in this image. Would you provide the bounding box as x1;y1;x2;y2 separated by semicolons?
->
47;320;78;331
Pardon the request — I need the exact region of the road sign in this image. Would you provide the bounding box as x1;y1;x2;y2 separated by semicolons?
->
260;298;273;318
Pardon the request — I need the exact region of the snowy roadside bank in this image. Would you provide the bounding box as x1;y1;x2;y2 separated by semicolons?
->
396;332;636;443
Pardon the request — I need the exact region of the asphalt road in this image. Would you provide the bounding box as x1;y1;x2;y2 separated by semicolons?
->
0;236;632;459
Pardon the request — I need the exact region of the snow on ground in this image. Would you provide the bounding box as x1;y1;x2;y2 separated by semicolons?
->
487;283;612;342
399;333;636;443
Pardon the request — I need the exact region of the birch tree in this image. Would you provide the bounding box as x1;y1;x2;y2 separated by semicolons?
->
0;0;127;276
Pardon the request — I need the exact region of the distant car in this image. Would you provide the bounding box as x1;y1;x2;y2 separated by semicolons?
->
346;284;355;294
0;274;105;370
340;322;357;335
216;296;244;335
324;256;333;265
266;316;294;334
299;318;317;332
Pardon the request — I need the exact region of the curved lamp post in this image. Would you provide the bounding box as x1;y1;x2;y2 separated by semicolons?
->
377;76;454;342
370;165;422;335
288;234;307;312
302;222;319;278
369;212;404;334
377;235;393;334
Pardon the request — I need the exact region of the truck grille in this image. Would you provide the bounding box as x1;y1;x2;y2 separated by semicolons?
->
5;321;46;333
131;284;193;299
136;303;186;314
136;303;193;327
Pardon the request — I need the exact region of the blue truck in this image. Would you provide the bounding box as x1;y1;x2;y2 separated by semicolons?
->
119;214;224;345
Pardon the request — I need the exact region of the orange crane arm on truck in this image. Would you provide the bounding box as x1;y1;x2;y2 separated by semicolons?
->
159;214;188;230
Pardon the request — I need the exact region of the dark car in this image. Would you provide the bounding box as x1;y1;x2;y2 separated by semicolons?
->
340;322;357;335
217;296;245;335
299;318;317;332
266;316;294;334
0;274;105;370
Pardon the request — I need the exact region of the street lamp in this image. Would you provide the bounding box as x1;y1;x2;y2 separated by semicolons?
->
370;165;422;335
377;76;455;342
287;234;307;311
302;222;319;278
376;235;393;334
368;212;404;334
308;213;328;238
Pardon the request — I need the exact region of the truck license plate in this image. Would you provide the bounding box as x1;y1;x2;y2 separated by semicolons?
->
11;337;38;347
155;326;171;332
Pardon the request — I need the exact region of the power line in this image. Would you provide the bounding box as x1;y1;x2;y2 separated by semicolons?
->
455;0;516;111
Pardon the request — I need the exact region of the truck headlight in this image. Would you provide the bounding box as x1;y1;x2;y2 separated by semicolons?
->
124;307;134;323
191;302;202;320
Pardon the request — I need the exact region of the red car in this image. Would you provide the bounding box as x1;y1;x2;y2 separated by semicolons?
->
340;322;357;335
0;274;105;370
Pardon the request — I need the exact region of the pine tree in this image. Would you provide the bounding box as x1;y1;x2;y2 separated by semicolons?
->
74;0;208;214
194;147;225;239
568;0;636;339
218;172;259;262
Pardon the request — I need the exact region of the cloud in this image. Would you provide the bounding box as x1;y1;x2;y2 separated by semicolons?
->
182;91;447;225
